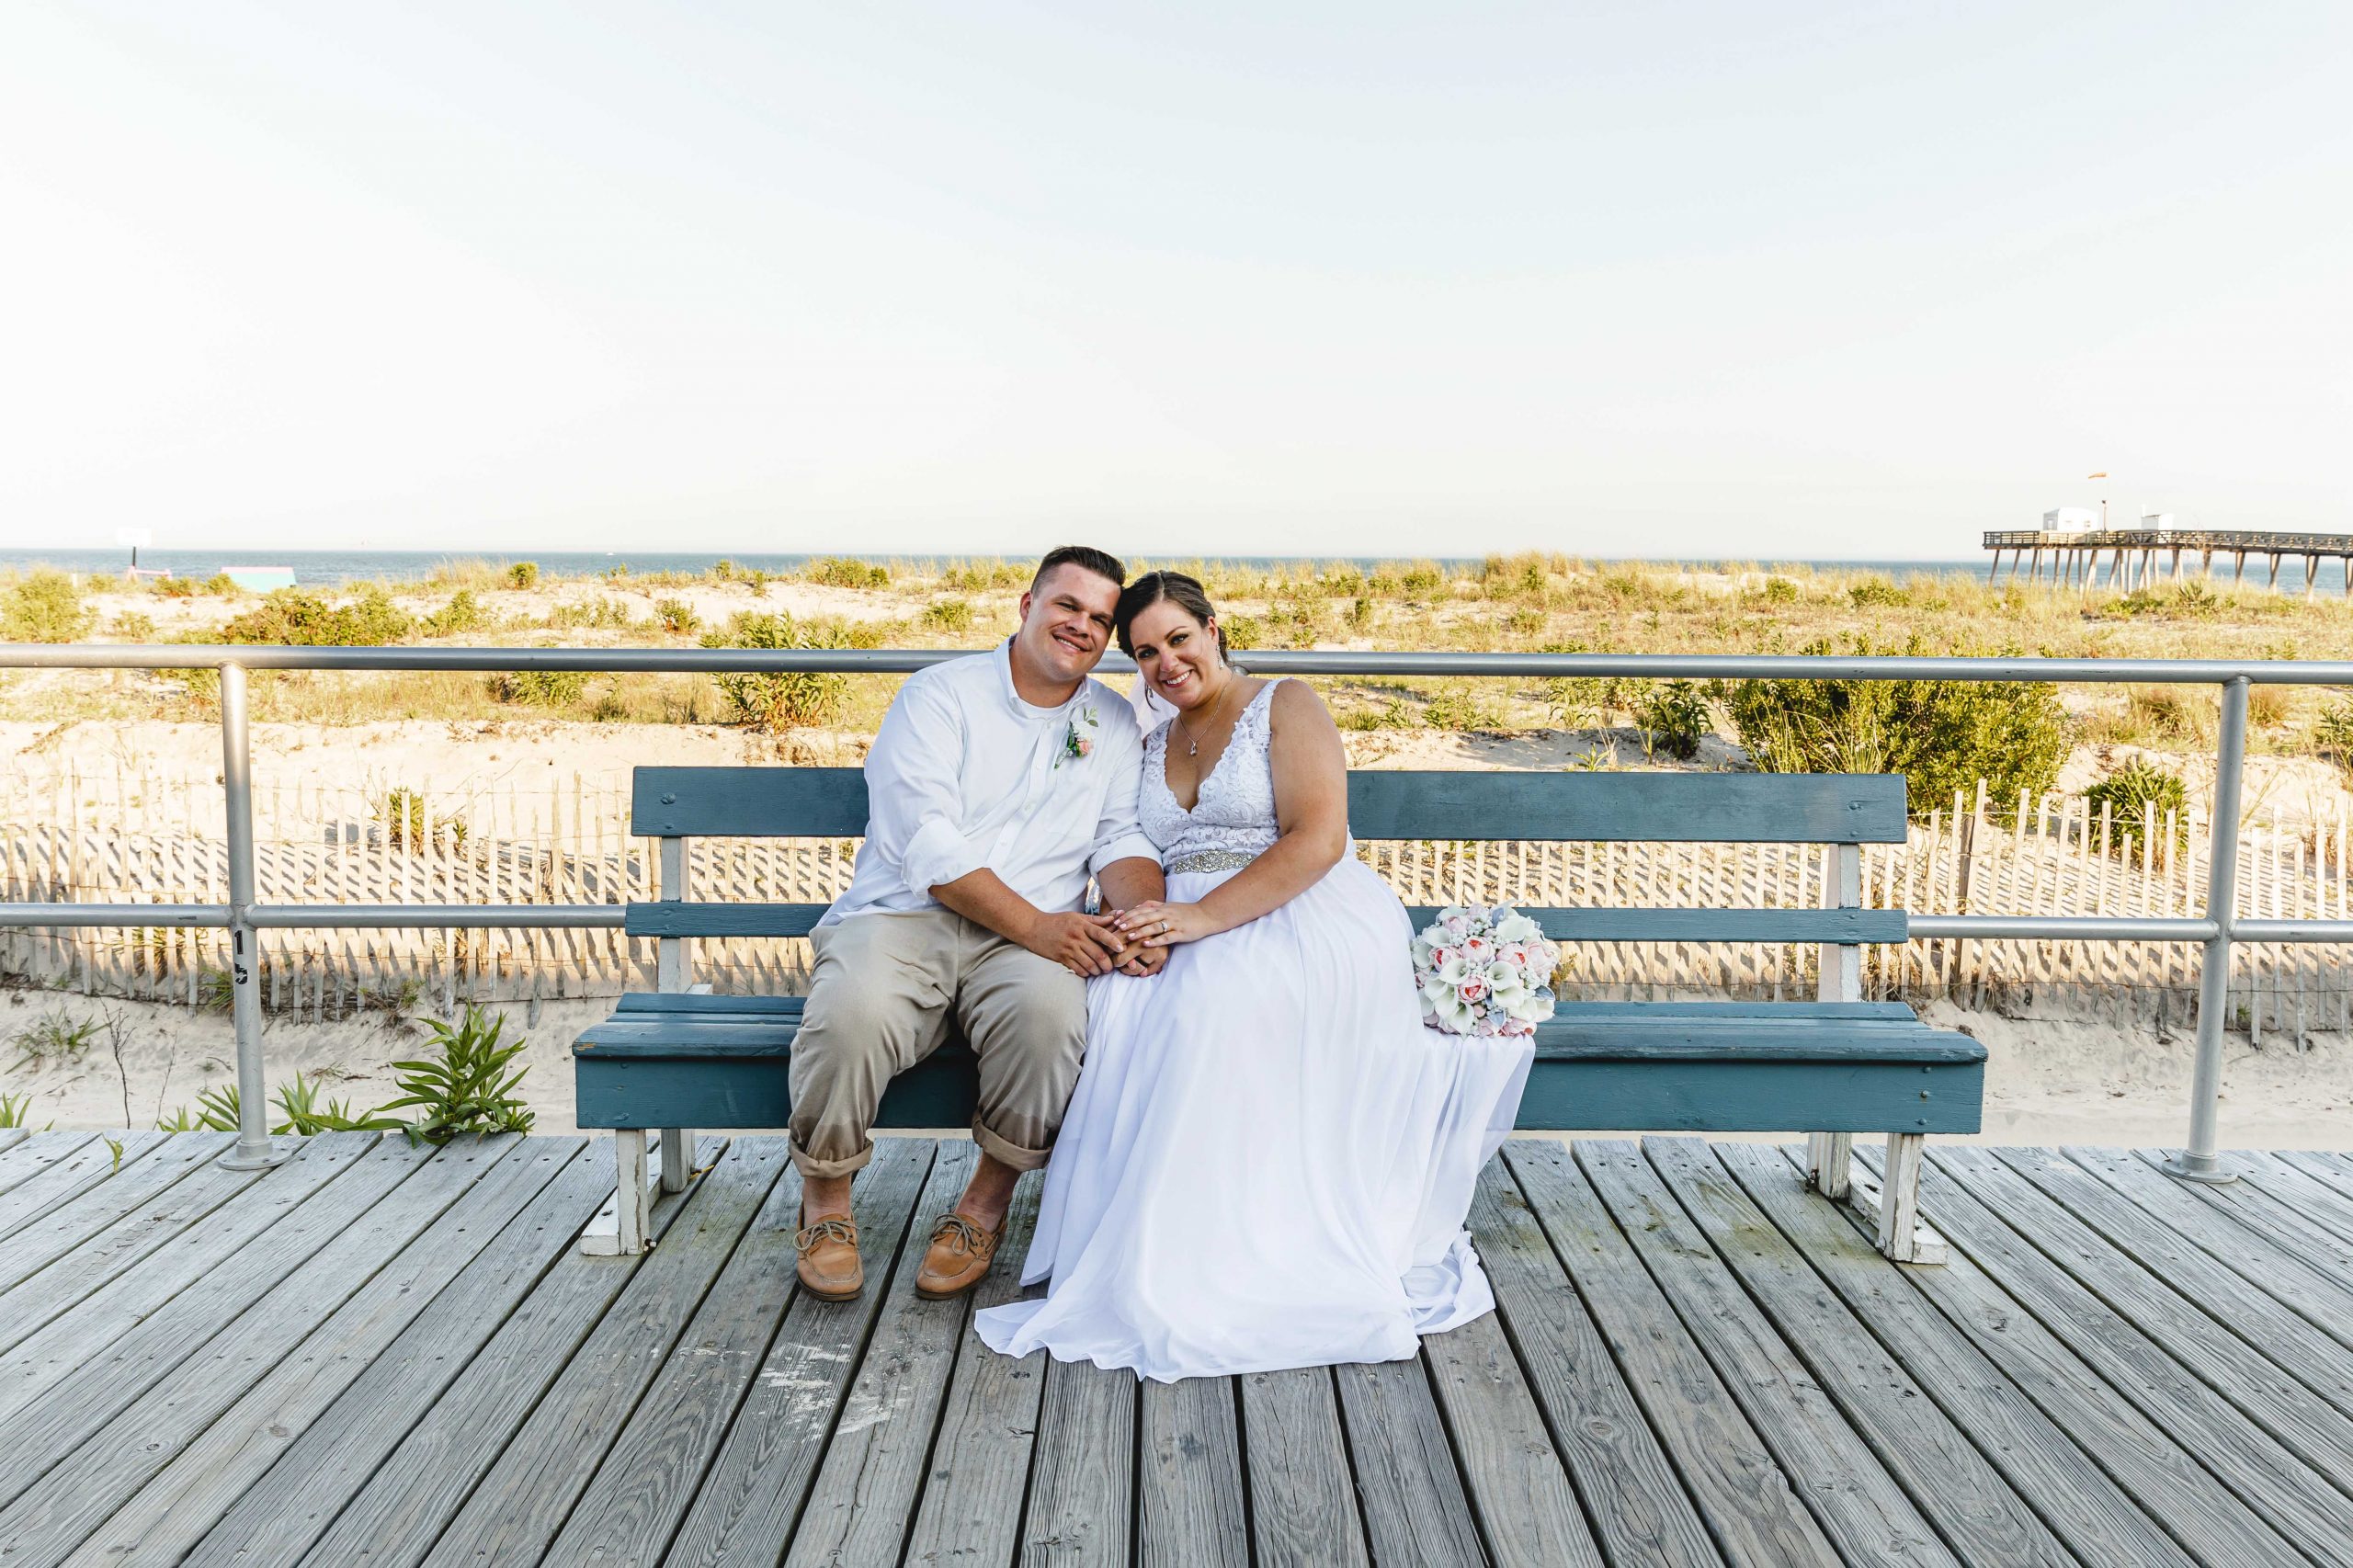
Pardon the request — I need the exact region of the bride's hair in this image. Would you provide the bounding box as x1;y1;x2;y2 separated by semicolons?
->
1114;571;1231;664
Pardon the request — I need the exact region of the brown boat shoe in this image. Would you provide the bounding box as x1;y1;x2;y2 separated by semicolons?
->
794;1215;862;1301
915;1211;1006;1300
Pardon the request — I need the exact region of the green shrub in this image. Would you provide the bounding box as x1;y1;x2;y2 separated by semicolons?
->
702;612;855;730
378;1006;535;1143
505;561;540;590
219;586;413;647
487;665;589;708
653;597;700;635
0;1092;29;1129
159;1083;241;1131
1346;596;1374;631
1723;635;2069;821
1633;679;1710;760
2;571;94;642
920;597;974;634
1757;576;1800;604
109;611;157;642
154;576;199;598
2084;758;2190;859
804;556;890;589
1422;683;1507;731
1398;562;1444;595
1847;577;1908;608
272;1072;407;1134
2318;699;2353;773
9;1011;97;1069
378;787;469;852
426;589;487;636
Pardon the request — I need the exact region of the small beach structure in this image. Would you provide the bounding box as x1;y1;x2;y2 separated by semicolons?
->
1986;524;2353;595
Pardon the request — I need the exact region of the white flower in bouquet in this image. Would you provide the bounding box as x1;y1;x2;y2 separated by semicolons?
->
1412;903;1560;1037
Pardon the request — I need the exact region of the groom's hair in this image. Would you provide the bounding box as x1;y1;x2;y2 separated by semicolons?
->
1031;545;1125;594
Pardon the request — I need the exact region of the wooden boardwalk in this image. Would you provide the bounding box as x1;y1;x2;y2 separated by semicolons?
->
3;1131;2352;1565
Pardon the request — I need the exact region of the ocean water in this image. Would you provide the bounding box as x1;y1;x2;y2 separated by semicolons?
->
1;546;2345;594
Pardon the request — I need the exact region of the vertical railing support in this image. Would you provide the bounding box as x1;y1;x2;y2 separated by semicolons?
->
2167;676;2248;1185
216;664;288;1170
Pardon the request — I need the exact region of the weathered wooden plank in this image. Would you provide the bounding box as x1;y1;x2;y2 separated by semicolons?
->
1239;1369;1370;1568
1497;1142;1826;1566
0;1131;99;1201
669;1141;937;1565
284;1138;735;1568
1399;906;1911;945
630;765;1912;843
0;1132;317;1358
2017;1148;2353;1398
0;1128;25;1158
1695;1140;2197;1566
0;1130;167;1240
1335;1355;1492;1566
1419;1300;1602;1568
1934;1146;2353;1480
0;1133;416;1445
2201;1148;2353;1250
21;1139;577;1567
540;1137;810;1565
901;1169;1049;1568
183;1138;660;1568
1861;1144;2353;1562
0;1131;233;1298
1572;1141;1960;1567
2060;1146;2353;1333
1641;1138;2067;1563
1017;1361;1137;1566
1779;1142;2307;1568
1137;1376;1248;1568
408;1138;791;1568
783;1143;983;1568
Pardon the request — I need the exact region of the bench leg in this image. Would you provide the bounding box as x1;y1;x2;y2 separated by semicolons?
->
658;1127;694;1194
579;1130;657;1256
1807;1132;1852;1200
1873;1133;1946;1265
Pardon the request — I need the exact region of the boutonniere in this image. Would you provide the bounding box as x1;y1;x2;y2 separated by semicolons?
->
1057;704;1099;768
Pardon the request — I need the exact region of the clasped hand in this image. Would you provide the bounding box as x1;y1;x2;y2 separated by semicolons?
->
1108;900;1216;950
1026;910;1171;979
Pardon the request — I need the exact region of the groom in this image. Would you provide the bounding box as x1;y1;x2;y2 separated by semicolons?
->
790;545;1167;1301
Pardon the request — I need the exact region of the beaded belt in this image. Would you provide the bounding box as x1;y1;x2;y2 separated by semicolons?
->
1165;848;1257;876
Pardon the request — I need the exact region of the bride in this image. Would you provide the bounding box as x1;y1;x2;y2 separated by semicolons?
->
973;572;1533;1381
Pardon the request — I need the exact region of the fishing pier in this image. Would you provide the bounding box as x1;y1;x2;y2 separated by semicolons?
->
1984;527;2353;596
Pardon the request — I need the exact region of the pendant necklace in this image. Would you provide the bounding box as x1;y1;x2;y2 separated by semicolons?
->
1176;673;1234;757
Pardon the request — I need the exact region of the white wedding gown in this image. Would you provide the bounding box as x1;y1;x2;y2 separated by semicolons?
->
973;680;1533;1381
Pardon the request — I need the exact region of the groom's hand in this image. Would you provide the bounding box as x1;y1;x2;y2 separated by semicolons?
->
1024;911;1129;978
1114;941;1169;978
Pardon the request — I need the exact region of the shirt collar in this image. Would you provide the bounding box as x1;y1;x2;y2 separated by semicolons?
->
994;638;1085;721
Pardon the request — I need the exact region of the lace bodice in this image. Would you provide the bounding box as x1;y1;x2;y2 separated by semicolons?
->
1141;679;1284;861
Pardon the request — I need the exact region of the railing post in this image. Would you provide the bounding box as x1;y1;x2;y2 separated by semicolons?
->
2166;676;2248;1185
216;664;288;1170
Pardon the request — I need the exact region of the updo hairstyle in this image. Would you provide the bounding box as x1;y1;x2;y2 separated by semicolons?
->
1114;571;1232;664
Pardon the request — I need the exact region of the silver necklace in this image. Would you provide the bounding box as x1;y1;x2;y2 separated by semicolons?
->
1175;674;1235;757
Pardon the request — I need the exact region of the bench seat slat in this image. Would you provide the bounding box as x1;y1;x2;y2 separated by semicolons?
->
576;1001;1983;1065
624;903;1910;944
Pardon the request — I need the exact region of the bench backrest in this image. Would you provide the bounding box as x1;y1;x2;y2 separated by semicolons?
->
622;767;1909;954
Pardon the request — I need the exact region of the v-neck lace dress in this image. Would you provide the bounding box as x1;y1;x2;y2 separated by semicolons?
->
973;681;1534;1381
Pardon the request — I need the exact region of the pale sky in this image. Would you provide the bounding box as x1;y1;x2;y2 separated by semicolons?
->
3;3;2348;560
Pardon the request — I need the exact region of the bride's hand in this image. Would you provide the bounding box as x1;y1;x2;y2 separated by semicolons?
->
1111;900;1215;949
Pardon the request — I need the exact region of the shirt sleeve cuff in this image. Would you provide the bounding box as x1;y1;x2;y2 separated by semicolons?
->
1088;832;1163;876
903;817;988;896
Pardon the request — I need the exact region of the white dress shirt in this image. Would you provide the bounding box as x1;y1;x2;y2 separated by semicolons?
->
818;642;1161;928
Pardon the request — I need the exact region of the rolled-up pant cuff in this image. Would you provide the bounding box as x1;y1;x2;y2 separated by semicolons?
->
972;1117;1051;1173
790;1136;874;1179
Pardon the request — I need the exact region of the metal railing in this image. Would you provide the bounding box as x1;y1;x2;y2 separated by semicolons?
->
5;642;2351;1181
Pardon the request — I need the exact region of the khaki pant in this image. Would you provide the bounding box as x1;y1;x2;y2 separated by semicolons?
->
790;909;1086;1178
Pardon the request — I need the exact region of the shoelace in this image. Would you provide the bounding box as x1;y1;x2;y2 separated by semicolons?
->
930;1214;992;1256
794;1217;856;1254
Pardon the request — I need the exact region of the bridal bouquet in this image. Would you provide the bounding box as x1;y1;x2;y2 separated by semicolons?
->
1412;905;1559;1038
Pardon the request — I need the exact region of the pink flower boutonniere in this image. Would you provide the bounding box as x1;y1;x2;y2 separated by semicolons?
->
1057;704;1099;768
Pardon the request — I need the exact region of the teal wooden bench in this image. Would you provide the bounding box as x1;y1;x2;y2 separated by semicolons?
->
574;767;1981;1262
